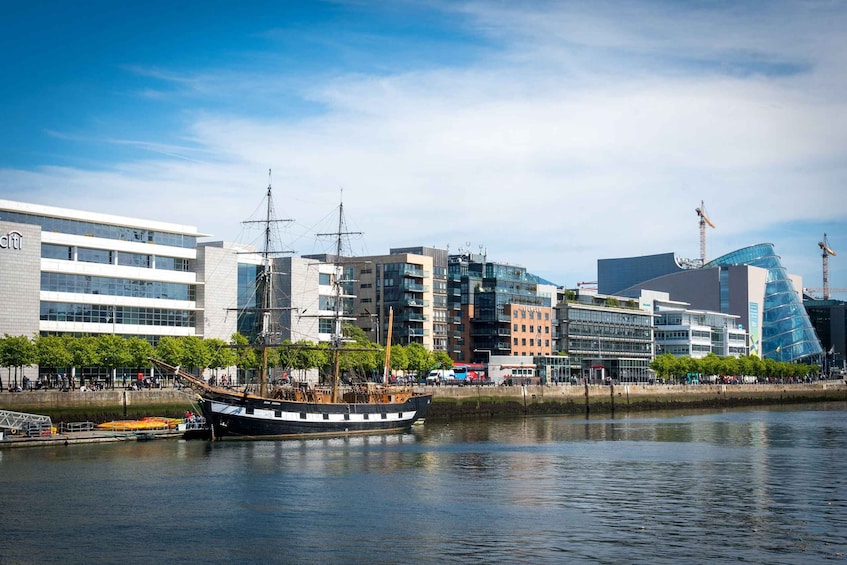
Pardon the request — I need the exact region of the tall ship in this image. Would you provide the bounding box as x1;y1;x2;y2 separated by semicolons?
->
151;176;432;439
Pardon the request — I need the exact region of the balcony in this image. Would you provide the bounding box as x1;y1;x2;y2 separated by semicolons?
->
397;312;427;323
400;282;426;292
401;267;426;278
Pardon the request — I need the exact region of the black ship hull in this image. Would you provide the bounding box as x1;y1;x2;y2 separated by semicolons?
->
199;389;433;439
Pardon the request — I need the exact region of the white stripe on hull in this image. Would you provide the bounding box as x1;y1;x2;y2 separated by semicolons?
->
209;400;420;425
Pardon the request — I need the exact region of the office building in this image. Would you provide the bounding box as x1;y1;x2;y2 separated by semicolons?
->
600;243;821;363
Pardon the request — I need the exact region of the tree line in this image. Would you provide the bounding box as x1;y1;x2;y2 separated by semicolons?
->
649;352;820;383
0;329;823;390
0;324;455;389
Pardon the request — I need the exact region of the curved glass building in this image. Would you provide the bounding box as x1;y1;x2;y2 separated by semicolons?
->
704;244;822;363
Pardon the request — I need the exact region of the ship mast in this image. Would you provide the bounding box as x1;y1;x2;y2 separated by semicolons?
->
331;201;345;403
383;307;393;383
318;194;361;402
241;170;293;397
259;176;273;397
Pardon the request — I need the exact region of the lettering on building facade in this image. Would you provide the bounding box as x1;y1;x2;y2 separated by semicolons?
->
0;231;23;250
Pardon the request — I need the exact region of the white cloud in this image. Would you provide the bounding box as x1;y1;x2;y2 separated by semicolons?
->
3;0;847;290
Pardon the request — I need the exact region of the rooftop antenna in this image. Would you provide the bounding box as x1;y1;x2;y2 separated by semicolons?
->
695;200;716;265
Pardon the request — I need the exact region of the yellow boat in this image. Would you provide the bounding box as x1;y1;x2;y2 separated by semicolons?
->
97;417;183;431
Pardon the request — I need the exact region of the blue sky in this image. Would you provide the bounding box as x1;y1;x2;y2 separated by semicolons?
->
2;0;846;295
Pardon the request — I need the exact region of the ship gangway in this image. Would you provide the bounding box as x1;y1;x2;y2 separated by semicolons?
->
0;409;53;435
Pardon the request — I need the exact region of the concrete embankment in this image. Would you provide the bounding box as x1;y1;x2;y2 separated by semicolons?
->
1;382;846;425
425;382;847;420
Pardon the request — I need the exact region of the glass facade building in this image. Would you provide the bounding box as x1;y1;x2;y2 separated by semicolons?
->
0;199;203;348
704;244;822;363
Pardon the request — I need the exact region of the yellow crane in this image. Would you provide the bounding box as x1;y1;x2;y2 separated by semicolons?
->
695;200;715;265
819;233;837;300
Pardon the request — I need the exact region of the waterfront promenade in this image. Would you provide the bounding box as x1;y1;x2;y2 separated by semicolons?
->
0;380;845;419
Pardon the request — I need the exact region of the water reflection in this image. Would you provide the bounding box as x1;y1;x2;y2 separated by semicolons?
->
1;405;846;564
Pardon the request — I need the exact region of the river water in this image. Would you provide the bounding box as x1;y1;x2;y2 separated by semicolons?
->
1;405;846;564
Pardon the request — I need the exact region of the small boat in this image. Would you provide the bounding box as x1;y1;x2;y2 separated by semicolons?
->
150;178;432;439
97;417;182;431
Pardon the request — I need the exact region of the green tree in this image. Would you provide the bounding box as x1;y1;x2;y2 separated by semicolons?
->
35;335;73;385
340;323;380;379
739;355;764;380
721;356;742;379
275;340;294;374
207;338;237;383
289;340;324;382
155;336;184;367
676;357;699;383
125;337;154;386
66;335;101;387
700;353;721;380
432;351;453;371
0;334;37;389
97;334;131;388
387;344;408;375
180;336;211;375
126;337;154;369
404;342;432;379
231;333;258;384
650;353;676;382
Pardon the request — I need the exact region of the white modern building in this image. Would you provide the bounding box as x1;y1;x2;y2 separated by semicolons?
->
0;199;205;339
638;290;749;358
0;199;206;380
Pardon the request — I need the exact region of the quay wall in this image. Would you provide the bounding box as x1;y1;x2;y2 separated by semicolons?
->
422;382;847;420
1;383;846;423
0;389;196;424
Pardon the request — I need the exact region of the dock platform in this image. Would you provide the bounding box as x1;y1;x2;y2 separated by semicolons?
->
0;428;185;449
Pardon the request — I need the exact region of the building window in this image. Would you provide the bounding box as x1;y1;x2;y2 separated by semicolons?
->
41;243;72;260
0;210;197;248
155;256;191;272
77;247;112;265
40;302;195;328
41;273;195;301
117;252;151;268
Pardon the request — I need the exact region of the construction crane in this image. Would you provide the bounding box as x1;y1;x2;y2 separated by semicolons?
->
695;200;715;265
819;233;837;300
803;287;847;299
